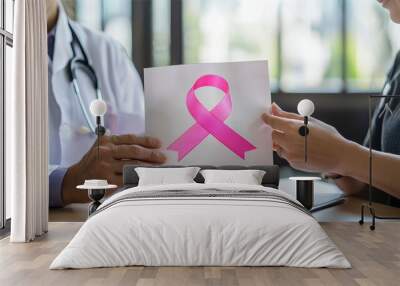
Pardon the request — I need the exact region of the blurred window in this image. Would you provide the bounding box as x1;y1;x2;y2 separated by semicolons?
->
346;0;400;91
183;0;279;89
181;0;398;93
75;0;132;57
1;0;14;228
72;0;400;93
281;0;342;92
5;44;11;220
152;0;171;66
5;0;13;33
75;0;102;31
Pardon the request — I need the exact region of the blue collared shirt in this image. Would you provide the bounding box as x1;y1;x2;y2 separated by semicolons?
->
48;23;66;208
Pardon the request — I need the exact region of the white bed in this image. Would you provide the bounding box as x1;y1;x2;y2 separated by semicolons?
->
50;183;350;269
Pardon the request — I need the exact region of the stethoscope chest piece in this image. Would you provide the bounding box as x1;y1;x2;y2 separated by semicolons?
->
78;126;91;135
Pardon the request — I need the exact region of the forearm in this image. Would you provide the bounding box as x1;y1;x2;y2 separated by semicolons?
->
62;165;90;205
338;141;400;199
333;176;366;195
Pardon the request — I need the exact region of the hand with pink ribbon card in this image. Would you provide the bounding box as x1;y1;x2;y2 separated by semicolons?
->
144;61;273;166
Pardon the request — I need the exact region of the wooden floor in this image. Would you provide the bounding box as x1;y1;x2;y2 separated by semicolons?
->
4;175;400;286
1;221;400;286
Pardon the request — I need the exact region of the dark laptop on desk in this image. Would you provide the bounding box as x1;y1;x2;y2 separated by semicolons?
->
279;178;345;212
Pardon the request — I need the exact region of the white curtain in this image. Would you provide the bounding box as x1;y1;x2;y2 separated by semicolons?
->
8;0;49;242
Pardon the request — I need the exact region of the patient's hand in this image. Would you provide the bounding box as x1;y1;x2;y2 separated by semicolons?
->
62;134;166;205
262;103;352;174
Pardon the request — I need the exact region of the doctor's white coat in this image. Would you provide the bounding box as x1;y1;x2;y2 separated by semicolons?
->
48;6;144;170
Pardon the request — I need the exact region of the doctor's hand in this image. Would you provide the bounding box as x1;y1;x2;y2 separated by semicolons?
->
262;103;353;174
62;134;166;205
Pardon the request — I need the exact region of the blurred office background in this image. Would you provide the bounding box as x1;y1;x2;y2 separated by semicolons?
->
63;0;400;144
1;0;397;225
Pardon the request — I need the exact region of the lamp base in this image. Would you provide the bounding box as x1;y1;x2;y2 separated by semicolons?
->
296;180;314;210
289;177;320;210
88;189;106;216
359;203;400;231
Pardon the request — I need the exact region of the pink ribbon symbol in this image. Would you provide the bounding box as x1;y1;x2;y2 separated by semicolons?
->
167;74;256;161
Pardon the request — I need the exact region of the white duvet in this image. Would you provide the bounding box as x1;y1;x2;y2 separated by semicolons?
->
50;183;350;269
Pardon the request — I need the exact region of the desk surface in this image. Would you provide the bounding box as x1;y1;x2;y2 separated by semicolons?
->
50;166;400;222
49;193;400;223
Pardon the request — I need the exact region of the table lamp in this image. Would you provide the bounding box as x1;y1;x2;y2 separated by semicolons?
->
89;99;107;160
290;99;318;210
297;99;315;163
75;99;110;216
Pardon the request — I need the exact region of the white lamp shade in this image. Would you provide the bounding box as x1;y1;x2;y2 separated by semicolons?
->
297;99;315;117
90;99;107;116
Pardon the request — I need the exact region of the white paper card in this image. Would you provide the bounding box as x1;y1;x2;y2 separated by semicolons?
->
144;61;272;165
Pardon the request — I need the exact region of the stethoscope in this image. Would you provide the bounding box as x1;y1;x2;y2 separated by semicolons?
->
66;21;102;135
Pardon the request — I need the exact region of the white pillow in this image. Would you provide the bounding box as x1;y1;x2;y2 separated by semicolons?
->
200;169;266;185
135;167;201;186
